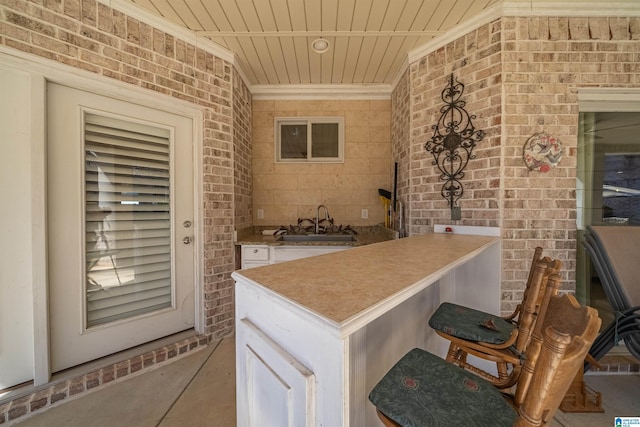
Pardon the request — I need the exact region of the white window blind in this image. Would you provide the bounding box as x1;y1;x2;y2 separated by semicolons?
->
84;113;173;327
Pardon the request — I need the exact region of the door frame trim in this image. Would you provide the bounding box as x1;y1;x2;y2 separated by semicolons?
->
0;47;205;386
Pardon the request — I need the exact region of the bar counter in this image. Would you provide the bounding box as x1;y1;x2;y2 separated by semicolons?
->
233;232;501;426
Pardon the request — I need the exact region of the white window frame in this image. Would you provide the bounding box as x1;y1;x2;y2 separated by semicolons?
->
274;117;344;163
577;88;640;230
575;87;640;307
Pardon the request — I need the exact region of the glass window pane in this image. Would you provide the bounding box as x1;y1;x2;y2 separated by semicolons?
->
280;124;307;159
576;110;640;326
311;123;339;158
275;118;343;163
603;154;640;224
579;112;640;226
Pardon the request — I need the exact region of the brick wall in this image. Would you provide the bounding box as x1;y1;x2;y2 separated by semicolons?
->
0;1;236;337
391;69;411;234
233;70;253;233
407;20;503;237
501;15;640;310
252;99;392;227
398;16;640;314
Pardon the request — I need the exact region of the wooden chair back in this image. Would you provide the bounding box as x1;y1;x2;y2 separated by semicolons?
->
372;278;599;427
434;254;563;389
507;247;543;323
514;280;601;425
513;256;562;353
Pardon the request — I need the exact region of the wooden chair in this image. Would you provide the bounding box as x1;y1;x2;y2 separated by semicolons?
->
428;249;561;388
368;281;601;427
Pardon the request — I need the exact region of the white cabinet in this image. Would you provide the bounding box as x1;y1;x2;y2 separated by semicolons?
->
241;245;271;269
233;234;502;426
241;244;349;269
236;318;316;426
272;246;346;263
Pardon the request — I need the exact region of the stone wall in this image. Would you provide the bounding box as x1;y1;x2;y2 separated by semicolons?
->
252;99;392;227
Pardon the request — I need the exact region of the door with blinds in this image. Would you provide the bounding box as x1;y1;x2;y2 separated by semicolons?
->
47;83;196;372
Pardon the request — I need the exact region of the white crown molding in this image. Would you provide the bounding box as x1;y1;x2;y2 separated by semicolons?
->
101;0;236;64
407;2;504;65
408;1;640;67
505;1;640;17
96;0;640;98
578;87;640;112
250;84;392;100
389;56;411;96
228;55;252;92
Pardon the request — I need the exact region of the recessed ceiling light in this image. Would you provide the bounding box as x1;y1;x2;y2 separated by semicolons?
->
311;38;330;54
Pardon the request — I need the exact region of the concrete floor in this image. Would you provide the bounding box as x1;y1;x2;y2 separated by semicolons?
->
551;375;640;427
11;336;640;427
12;338;236;427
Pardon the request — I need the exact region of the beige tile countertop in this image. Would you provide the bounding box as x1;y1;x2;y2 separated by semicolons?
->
234;233;499;328
235;225;397;247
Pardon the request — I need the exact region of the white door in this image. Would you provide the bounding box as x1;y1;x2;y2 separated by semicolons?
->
47;83;196;372
0;65;35;389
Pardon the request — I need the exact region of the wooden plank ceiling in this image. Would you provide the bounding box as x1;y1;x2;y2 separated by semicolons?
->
127;0;500;86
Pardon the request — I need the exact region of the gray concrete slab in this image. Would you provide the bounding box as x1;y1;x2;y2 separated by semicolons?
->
158;338;236;427
551;375;640;427
10;337;639;427
14;346;215;427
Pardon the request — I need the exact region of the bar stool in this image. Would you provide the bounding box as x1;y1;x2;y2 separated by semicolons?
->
368;286;601;427
427;248;561;388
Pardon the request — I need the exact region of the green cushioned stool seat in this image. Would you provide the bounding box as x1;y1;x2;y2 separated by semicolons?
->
428;302;515;344
368;348;517;427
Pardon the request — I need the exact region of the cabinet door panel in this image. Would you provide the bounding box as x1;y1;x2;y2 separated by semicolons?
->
242;246;270;261
237;318;316;426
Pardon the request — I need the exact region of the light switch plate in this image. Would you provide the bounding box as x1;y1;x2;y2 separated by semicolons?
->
361;209;368;219
257;209;264;219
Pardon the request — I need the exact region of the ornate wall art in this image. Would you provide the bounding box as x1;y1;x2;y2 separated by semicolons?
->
424;74;485;211
522;133;563;173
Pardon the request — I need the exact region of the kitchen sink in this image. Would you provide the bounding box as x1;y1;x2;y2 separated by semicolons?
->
277;234;357;242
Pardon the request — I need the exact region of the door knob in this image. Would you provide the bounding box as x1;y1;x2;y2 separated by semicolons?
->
182;236;192;244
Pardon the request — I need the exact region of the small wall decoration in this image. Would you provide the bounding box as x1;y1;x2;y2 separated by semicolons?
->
424;74;485;210
522;133;564;173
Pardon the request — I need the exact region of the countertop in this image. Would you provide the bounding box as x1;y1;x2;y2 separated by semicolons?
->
233;233;499;330
234;225;397;247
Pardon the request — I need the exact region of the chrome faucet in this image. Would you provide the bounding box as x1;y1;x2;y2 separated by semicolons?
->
315;205;330;234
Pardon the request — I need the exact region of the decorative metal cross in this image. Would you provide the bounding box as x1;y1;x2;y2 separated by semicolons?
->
424;74;485;210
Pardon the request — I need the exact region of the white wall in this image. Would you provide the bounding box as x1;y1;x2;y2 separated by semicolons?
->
0;66;35;388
